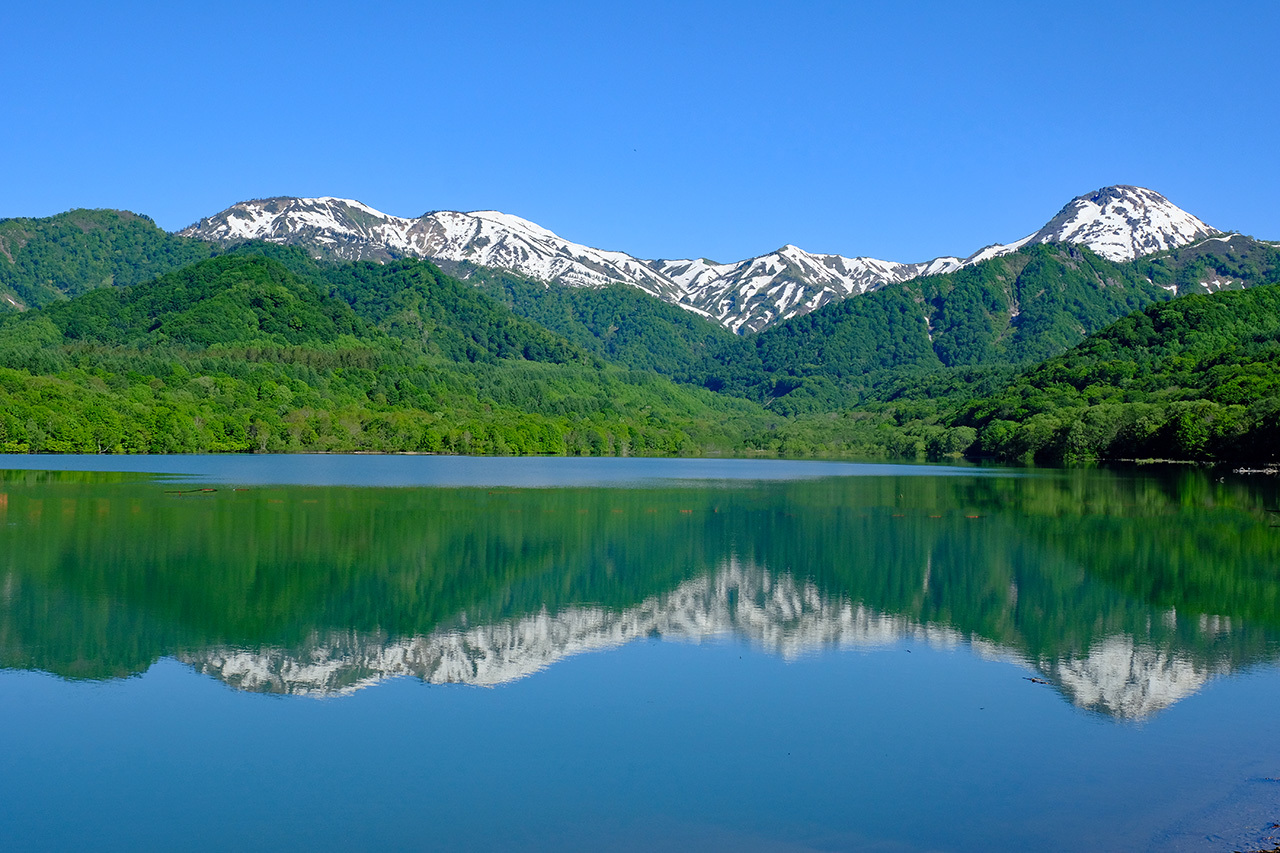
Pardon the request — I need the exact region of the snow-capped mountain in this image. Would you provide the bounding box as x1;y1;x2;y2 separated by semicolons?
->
1026;185;1217;261
648;247;965;332
179;563;1222;720
182;197;690;303
180;186;1219;333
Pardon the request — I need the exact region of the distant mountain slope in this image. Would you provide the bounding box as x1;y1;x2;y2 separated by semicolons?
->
0;209;216;310
180;186;1220;332
694;243;1176;413
444;261;753;382
315;259;591;367
1133;233;1280;296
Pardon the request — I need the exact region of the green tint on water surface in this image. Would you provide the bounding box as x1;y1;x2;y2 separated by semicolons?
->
1;460;1278;851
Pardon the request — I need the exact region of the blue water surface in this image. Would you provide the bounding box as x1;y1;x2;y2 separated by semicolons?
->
0;456;1276;852
0;453;1006;487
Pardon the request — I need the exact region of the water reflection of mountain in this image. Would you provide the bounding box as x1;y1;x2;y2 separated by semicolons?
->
179;564;1228;720
1;467;1278;719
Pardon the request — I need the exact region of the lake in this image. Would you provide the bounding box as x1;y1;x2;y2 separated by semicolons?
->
1;456;1278;852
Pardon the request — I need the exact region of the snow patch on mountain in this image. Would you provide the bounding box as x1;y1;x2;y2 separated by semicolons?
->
180;186;1218;333
649;246;968;332
925;186;1218;270
1026;186;1217;262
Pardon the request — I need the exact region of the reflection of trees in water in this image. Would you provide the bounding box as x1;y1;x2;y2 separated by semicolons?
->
1;466;1278;718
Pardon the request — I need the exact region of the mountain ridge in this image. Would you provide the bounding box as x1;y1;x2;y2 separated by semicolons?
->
180;186;1220;333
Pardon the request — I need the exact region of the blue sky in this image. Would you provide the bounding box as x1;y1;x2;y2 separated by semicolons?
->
3;0;1277;264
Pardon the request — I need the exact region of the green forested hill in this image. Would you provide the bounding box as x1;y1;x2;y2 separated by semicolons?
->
752;281;1280;464
34;254;364;349
0;255;763;455
0;209;216;310
954;284;1280;463
320;259;590;366
444;261;758;381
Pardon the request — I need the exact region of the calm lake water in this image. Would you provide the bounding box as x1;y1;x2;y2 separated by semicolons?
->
2;456;1278;852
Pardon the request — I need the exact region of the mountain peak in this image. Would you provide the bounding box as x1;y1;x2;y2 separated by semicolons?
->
179;186;1226;332
1028;185;1217;261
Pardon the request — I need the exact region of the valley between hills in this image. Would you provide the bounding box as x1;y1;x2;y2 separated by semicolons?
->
1;185;1278;465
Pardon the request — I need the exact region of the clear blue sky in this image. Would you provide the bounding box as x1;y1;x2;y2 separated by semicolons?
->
3;0;1277;264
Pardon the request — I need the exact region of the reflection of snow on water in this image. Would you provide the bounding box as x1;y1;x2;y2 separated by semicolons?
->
1044;635;1222;720
1198;613;1232;636
185;562;943;695
181;563;1220;719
